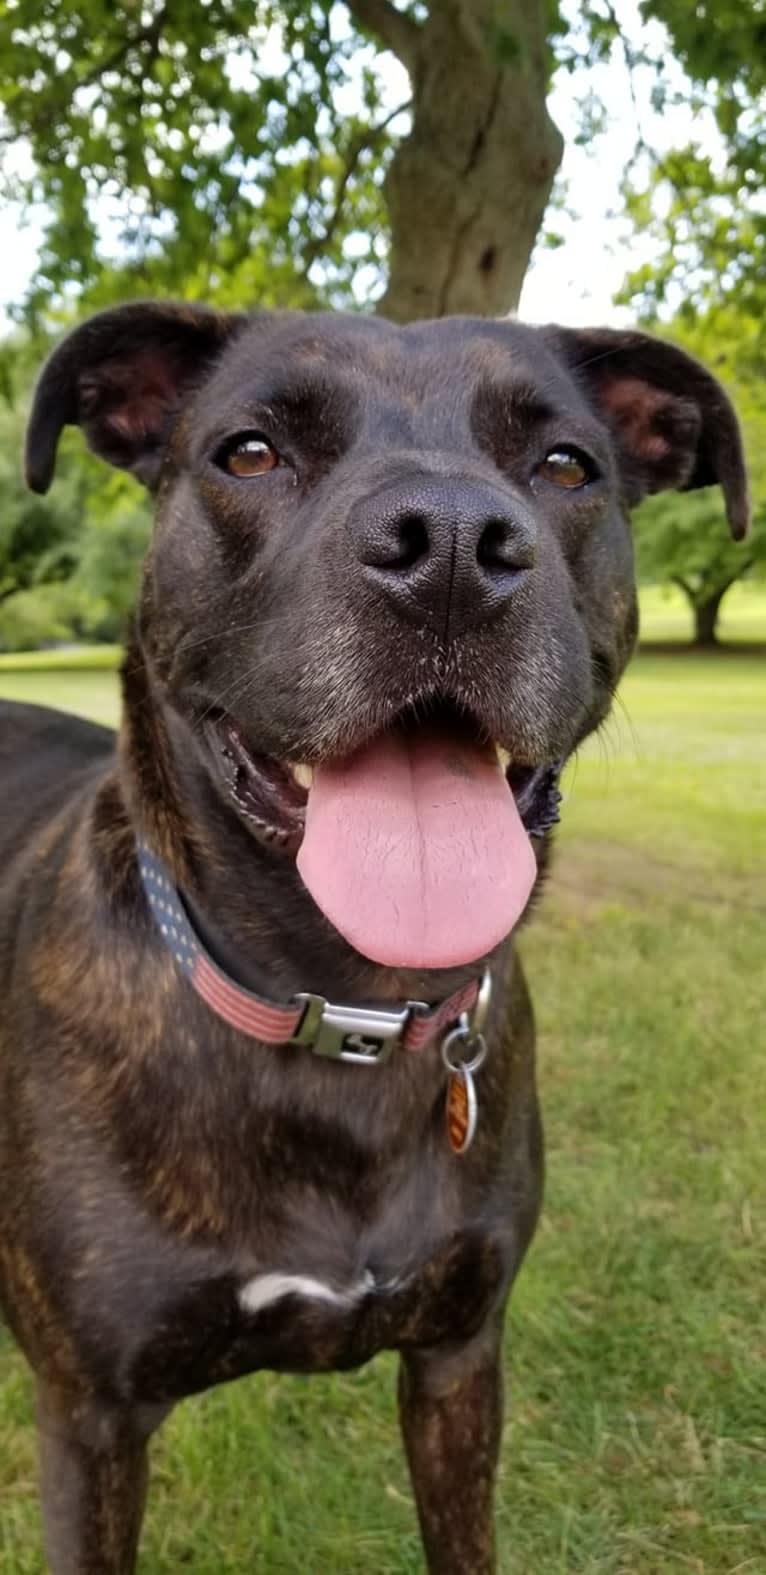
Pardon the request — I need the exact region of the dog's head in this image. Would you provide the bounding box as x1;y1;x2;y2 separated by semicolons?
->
27;304;748;970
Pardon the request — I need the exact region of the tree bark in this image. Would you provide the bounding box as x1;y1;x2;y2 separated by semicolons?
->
349;0;563;323
692;589;726;647
671;568;753;648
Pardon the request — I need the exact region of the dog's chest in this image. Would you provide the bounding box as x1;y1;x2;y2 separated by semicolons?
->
123;1176;506;1404
130;1240;503;1404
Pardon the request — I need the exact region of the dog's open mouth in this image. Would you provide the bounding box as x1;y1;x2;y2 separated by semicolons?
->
214;719;309;847
207;705;562;970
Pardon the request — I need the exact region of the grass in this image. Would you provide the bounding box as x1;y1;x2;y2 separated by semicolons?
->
0;643;121;671
0;668;119;727
0;632;764;1572
0;643;121;727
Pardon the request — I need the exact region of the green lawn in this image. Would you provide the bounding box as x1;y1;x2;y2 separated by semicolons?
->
0;646;764;1574
0;667;119;727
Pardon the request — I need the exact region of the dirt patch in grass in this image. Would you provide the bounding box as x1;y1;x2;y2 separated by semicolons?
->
548;837;766;918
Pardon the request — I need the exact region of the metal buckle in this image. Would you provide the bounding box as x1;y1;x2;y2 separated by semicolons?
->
292;994;410;1064
439;968;492;1074
470;968;492;1037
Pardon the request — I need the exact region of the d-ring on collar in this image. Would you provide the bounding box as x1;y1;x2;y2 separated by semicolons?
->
137;844;491;1066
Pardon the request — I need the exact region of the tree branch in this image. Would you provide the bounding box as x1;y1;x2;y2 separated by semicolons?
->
74;8;168;97
303;98;411;271
344;0;421;73
718;559;754;593
600;0;681;190
0;6;169;148
673;559;754;608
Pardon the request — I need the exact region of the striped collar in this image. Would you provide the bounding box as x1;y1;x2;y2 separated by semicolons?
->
137;843;487;1065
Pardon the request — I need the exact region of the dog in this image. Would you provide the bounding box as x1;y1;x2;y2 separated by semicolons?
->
0;302;748;1573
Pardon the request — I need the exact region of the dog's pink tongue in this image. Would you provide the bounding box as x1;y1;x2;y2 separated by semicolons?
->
297;730;537;969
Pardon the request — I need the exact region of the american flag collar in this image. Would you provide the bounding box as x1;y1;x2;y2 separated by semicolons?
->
137;843;488;1066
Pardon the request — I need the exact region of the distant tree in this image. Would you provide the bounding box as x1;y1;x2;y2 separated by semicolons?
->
634;305;766;645
634;492;763;646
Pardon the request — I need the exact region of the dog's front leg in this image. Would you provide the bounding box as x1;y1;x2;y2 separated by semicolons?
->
398;1325;504;1575
37;1382;169;1575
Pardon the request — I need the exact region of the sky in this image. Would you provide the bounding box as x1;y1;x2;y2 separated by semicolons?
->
0;2;721;333
518;7;721;327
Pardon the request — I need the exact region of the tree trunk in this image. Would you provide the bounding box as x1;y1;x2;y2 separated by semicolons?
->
671;571;751;648
692;590;726;647
363;1;563;323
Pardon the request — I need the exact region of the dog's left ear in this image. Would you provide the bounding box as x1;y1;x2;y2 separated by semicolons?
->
26;300;248;493
546;326;750;540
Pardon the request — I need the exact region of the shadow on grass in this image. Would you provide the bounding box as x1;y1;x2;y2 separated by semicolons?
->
638;639;765;656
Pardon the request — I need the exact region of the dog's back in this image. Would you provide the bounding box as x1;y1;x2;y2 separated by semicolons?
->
0;700;114;857
0;702;116;989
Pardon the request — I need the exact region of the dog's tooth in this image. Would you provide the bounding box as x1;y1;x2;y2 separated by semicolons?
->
496;746;512;771
290;763;314;791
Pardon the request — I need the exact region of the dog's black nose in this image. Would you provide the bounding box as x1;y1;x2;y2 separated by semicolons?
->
352;478;535;637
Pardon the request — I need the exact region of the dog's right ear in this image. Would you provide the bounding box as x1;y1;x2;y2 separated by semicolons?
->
26;300;247;493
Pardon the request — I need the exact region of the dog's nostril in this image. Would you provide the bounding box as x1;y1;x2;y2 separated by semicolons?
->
356;508;429;574
388;512;430;571
477;517;534;575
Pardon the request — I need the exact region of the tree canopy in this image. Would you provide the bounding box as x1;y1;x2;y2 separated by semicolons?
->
1;1;765;326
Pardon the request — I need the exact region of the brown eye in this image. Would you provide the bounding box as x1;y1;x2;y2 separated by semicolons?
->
219;433;279;478
536;449;592;489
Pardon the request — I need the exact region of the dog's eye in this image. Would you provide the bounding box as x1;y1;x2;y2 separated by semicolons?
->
536;449;593;489
217;433;279;478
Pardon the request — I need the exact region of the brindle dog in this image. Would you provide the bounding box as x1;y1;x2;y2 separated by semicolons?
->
0;304;748;1574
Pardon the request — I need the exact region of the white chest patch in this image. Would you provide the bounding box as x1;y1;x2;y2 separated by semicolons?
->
239;1269;375;1317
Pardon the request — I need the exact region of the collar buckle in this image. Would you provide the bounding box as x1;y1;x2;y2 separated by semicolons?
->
293;994;411;1064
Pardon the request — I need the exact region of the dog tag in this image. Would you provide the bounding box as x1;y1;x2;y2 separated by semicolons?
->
446;1063;478;1154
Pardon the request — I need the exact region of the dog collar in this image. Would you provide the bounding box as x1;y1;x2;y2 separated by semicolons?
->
137;844;489;1066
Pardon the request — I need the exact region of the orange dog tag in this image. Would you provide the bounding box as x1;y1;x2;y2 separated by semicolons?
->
446;1065;478;1154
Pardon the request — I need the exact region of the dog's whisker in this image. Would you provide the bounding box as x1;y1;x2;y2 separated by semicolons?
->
192;650;311;732
176;621;267;655
606;689;642;762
